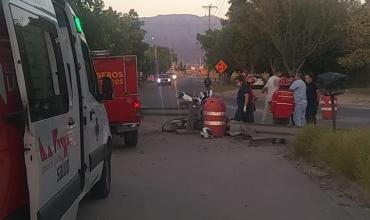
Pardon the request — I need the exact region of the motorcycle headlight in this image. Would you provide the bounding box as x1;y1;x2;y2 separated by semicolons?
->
157;79;161;83
168;79;171;82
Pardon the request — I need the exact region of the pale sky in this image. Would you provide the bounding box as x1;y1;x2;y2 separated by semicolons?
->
104;0;230;18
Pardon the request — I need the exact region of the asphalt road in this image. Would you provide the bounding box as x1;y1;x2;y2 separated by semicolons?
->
141;75;370;129
77;75;370;220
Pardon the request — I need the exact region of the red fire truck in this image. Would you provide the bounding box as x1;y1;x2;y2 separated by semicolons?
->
93;55;141;147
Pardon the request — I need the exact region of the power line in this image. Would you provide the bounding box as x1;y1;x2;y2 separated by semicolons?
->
214;0;221;15
218;0;226;17
202;4;218;31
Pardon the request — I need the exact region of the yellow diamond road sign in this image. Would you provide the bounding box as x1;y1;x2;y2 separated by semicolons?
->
215;60;228;73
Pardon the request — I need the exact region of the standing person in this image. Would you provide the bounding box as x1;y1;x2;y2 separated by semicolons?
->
270;77;295;144
289;73;307;127
203;77;213;98
234;75;254;123
246;75;257;113
304;74;320;124
261;71;282;124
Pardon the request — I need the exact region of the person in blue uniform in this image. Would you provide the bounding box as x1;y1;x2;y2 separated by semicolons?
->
234;75;254;123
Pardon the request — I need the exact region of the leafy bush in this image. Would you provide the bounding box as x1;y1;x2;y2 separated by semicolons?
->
293;125;323;161
293;127;370;193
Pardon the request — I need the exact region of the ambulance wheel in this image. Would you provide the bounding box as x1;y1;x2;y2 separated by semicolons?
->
91;158;111;198
124;130;138;147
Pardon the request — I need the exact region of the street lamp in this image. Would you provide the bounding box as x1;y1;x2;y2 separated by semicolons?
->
151;37;159;75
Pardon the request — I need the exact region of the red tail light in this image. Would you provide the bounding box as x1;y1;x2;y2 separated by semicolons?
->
133;100;141;110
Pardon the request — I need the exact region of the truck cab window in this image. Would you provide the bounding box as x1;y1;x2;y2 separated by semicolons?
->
81;41;100;97
11;6;69;121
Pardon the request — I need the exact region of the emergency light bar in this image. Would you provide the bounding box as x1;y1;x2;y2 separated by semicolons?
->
74;16;83;33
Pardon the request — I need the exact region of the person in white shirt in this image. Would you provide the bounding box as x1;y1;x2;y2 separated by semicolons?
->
261;71;282;124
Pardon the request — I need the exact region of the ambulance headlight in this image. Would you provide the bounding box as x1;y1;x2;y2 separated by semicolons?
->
172;75;177;80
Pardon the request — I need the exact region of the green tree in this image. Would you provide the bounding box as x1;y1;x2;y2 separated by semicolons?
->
338;1;370;68
67;0;149;71
142;46;177;75
253;0;345;75
199;0;347;77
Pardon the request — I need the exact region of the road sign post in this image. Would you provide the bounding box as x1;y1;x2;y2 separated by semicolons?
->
215;60;228;74
215;60;228;85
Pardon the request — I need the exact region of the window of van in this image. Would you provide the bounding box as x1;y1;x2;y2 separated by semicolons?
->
10;6;69;121
81;41;100;97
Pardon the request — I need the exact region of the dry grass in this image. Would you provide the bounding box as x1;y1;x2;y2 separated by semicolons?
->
293;126;370;193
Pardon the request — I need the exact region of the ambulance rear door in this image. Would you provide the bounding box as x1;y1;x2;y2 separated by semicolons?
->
3;0;82;219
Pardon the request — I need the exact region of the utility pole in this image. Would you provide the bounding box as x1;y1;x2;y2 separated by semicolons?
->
202;4;217;31
202;4;217;78
151;37;159;75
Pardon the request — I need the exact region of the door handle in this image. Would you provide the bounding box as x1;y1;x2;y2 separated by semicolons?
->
90;109;96;120
68;118;76;126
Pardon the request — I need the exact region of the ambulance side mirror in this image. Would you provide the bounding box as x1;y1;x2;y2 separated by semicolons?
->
102;77;113;100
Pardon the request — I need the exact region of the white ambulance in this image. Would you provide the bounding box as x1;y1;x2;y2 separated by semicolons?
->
0;0;113;219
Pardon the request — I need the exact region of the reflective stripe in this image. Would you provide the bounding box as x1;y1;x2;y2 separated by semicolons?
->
204;121;226;126
204;111;225;116
321;101;337;104
321;107;338;111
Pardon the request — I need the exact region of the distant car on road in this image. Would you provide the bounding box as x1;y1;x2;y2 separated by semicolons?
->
166;70;177;80
157;74;172;86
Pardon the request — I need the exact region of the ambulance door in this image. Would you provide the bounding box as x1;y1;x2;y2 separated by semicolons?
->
3;1;82;219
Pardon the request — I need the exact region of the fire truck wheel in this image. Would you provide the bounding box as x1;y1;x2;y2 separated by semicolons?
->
91;157;111;198
124;130;138;147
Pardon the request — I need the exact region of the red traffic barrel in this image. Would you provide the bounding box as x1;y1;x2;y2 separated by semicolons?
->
321;95;338;120
203;97;226;137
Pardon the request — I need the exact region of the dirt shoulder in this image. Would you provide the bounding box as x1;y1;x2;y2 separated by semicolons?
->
339;92;370;109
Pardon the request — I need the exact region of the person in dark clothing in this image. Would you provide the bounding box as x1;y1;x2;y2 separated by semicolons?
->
304;74;320;124
234;75;254;123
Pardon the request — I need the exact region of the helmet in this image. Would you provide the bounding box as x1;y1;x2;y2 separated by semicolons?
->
204;78;212;87
200;127;213;139
279;77;291;87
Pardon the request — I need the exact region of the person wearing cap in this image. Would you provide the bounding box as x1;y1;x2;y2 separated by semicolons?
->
271;77;295;143
235;75;254;123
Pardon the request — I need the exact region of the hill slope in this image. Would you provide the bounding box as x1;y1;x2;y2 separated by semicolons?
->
141;14;221;64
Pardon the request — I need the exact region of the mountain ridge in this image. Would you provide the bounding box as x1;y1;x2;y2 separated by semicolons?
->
141;14;222;63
